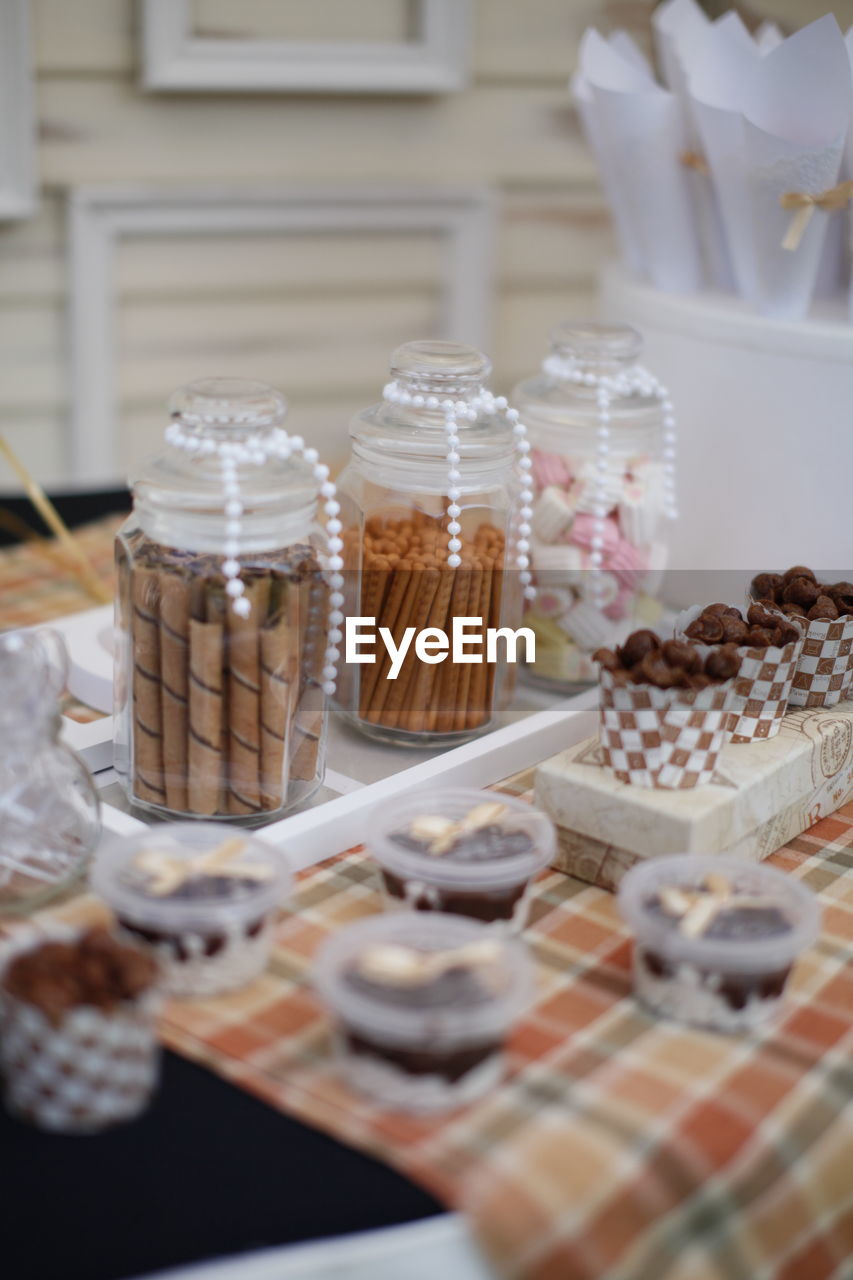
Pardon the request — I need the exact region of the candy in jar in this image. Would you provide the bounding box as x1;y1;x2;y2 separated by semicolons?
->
114;378;340;822
333;341;532;746
513;322;677;689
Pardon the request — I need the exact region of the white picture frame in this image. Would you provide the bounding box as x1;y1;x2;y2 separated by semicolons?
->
67;183;497;483
0;0;36;219
140;0;471;94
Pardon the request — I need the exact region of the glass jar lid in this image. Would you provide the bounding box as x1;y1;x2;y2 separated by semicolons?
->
548;321;643;371
389;340;492;396
132;377;316;515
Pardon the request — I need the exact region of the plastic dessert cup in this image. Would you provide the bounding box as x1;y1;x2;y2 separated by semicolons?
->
0;926;160;1133
313;911;533;1113
92;823;291;998
367;787;555;929
618;855;820;1032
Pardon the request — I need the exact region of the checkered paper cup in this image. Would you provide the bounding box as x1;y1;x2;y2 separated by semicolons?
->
598;666;735;788
785;614;853;709
675;607;805;743
0;929;161;1133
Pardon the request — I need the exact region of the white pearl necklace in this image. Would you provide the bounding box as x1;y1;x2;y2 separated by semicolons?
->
164;421;343;696
541;354;678;601
381;382;536;599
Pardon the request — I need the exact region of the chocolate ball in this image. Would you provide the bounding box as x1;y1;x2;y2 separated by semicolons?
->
782;565;817;585
635;651;681;688
705;646;740;680
685;614;725;644
809;595;839;621
593;647;621;672
719;614;749;643
617;629;660;668
782;577;820;608
828;582;853;614
662;639;702;672
781;603;807;618
750;573;783;601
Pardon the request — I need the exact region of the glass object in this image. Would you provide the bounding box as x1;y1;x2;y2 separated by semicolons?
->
313;911;532;1113
513;321;674;690
368;787;554;929
334;340;524;746
92;823;291;998
0;630;101;913
618;855;820;1032
114;377;330;822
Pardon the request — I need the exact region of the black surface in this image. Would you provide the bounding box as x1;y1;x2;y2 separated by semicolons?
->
0;488;130;546
1;1049;443;1280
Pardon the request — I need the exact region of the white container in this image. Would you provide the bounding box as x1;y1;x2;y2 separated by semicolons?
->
313;912;532;1113
92;823;291;998
618;854;820;1032
599;263;853;590
367;787;554;929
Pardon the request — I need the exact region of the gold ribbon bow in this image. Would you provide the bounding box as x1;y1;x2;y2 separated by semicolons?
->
779;180;853;252
679;150;709;176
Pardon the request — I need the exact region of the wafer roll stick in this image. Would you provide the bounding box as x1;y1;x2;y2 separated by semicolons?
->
159;570;191;812
360;559;414;718
399;565;455;732
188;583;226;815
367;560;426;724
382;565;441;730
291;567;326;784
131;563;165;806
431;561;474;733
260;577;295;809
226;576;270;816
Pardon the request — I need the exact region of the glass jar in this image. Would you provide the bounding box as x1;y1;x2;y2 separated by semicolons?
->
334;340;525;747
0;630;101;912
114;377;331;822
513;321;673;691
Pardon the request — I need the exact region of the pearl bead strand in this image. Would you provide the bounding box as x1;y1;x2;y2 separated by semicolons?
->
164;421;342;696
381;381;536;598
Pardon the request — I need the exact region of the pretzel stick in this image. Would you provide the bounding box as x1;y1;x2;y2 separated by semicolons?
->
400;565;455;732
361;558;415;720
367;559;426;725
432;559;474;733
383;564;441;730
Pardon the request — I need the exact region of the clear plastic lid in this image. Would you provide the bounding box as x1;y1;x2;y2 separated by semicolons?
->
367;788;555;890
313;911;532;1047
92;823;292;932
618;855;821;974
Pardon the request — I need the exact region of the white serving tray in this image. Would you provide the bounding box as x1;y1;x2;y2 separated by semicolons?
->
39;608;598;871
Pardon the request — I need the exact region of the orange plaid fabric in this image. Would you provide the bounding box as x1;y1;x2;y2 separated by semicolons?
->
2;520;853;1277
15;802;853;1280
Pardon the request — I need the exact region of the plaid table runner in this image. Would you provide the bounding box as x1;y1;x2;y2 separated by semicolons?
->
2;520;852;1277
15;803;853;1280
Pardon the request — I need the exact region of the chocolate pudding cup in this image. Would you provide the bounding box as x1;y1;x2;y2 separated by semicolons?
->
618;855;820;1032
92;823;291;998
313;912;532;1113
368;788;555;930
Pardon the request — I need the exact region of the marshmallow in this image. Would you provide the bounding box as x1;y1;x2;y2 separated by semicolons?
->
579;570;619;609
568;511;620;555
532;486;576;543
531;449;572;490
603;587;634;621
605;537;648;589
531;541;585;587
532;585;574;619
559;599;617;650
572;461;625;516
618;481;660;548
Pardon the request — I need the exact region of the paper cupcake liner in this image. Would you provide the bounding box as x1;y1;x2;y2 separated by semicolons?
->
598;666;734;789
786;614;853;709
675;606;805;743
